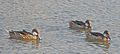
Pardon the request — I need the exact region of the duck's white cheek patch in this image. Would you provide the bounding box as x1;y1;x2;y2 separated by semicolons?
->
85;23;88;26
108;38;110;41
33;32;38;35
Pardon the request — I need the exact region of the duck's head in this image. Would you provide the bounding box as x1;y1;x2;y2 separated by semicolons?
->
103;30;111;40
32;29;39;36
85;20;92;28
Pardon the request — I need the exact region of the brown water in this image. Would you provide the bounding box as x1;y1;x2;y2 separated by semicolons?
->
0;0;120;54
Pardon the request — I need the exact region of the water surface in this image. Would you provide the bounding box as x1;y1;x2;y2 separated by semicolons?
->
0;0;120;54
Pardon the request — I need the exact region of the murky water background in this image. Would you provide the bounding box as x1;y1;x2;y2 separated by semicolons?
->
0;0;120;54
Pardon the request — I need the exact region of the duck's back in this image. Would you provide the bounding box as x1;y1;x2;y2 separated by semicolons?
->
90;32;104;37
9;31;24;40
73;20;85;26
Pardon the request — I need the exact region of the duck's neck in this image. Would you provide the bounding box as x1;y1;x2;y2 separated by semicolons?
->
103;37;109;43
85;24;92;33
36;35;40;40
105;33;111;40
87;24;92;30
32;35;39;40
87;25;92;29
107;36;111;40
86;22;92;29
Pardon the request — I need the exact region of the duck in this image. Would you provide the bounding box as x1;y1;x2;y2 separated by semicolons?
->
9;29;40;41
69;20;92;30
85;30;111;42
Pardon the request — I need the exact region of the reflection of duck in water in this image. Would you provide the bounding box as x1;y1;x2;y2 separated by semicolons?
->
9;29;40;41
69;20;92;32
85;30;111;43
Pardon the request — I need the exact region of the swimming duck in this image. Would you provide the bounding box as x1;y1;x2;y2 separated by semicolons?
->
9;29;40;40
69;20;92;29
86;30;111;42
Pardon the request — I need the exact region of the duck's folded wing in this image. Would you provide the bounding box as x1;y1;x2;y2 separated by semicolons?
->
90;32;104;37
73;20;85;26
22;30;32;35
9;31;23;39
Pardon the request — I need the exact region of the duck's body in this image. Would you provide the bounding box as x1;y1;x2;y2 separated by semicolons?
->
86;30;111;42
9;29;39;40
69;20;92;30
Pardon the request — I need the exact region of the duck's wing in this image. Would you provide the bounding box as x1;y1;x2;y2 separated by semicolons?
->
73;20;85;26
9;31;23;39
90;32;104;38
22;30;32;35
